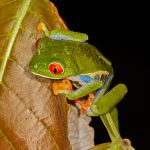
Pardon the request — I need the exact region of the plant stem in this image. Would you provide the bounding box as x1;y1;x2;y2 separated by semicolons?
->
100;112;121;142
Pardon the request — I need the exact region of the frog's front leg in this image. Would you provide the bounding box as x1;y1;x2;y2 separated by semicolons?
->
53;75;103;113
58;76;103;100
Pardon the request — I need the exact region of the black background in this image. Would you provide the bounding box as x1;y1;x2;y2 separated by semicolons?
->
52;1;149;149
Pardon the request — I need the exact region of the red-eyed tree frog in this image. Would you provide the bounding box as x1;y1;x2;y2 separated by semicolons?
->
29;23;134;149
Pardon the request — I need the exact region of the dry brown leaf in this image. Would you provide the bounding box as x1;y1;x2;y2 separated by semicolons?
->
0;0;71;149
68;106;95;150
0;0;95;149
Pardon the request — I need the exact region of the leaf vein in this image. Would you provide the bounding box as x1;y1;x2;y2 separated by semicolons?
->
0;0;18;8
0;17;17;25
2;81;60;149
0;129;16;150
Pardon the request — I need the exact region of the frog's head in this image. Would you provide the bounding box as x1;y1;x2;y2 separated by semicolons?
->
29;38;80;79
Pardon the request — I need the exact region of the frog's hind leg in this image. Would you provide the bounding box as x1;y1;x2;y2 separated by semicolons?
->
75;92;95;114
91;79;127;116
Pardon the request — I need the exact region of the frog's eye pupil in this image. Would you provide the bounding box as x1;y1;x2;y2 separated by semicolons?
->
54;68;57;74
49;63;64;75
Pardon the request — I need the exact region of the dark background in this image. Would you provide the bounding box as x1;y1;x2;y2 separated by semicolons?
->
52;1;149;149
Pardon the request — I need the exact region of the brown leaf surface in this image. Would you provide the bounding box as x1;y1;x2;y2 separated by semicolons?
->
68;106;95;150
0;0;95;149
0;0;71;149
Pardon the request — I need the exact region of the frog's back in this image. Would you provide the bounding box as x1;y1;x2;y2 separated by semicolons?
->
61;40;113;75
41;38;113;75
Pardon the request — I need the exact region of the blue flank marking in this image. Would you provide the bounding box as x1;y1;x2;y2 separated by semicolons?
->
80;75;95;83
49;35;71;40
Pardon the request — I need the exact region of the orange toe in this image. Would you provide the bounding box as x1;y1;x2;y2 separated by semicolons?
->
37;22;45;32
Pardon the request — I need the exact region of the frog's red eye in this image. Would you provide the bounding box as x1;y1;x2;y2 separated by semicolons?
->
49;63;64;75
35;38;41;48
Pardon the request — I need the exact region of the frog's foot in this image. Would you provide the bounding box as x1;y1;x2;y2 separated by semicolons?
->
52;79;73;95
37;22;50;37
37;22;46;32
75;93;95;114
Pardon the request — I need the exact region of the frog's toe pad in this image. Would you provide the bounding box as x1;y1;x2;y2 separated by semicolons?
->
90;104;99;114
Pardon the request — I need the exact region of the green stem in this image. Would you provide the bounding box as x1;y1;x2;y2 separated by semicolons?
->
100;113;121;142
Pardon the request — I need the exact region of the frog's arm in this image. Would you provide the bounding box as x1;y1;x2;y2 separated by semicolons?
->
59;75;124;115
56;75;127;141
38;22;88;42
59;79;103;100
